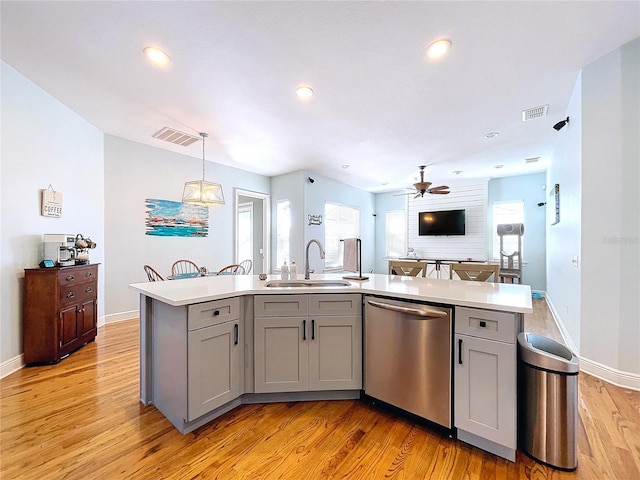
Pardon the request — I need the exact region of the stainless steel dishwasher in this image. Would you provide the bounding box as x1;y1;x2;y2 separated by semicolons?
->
364;295;452;428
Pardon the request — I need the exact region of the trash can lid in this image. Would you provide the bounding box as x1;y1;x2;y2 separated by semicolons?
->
518;332;579;373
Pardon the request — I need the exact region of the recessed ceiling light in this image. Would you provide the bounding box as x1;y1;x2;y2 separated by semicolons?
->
426;39;452;60
484;132;499;139
143;46;170;66
494;164;504;169
296;86;314;98
341;164;349;169
453;170;463;175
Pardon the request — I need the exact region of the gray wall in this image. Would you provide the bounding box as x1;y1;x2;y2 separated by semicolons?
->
1;62;105;367
488;173;547;291
580;38;639;374
271;171;376;276
548;37;639;378
104;135;270;319
304;173;376;274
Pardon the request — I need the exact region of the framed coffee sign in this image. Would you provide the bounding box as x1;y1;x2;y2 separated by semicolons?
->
41;185;63;218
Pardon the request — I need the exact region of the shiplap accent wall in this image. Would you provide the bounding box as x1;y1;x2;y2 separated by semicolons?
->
407;178;489;261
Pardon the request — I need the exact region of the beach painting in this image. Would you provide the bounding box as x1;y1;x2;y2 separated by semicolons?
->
145;199;209;237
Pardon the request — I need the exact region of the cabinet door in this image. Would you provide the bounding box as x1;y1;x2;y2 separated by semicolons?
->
254;317;308;393
78;299;97;342
188;320;241;421
308;316;362;391
59;305;79;356
454;334;516;449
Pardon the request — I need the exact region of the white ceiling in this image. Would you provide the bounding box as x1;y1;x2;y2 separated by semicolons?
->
2;1;638;192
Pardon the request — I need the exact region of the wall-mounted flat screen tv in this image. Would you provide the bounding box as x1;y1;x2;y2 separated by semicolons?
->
418;209;466;236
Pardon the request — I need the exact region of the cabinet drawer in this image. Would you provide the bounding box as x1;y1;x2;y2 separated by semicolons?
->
455;307;516;343
58;265;97;287
188;297;239;331
309;294;361;316
254;295;308;317
60;281;97;306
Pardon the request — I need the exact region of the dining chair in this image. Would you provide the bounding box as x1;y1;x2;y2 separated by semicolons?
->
450;263;499;282
171;259;200;276
388;260;427;277
237;259;252;275
143;265;164;282
217;264;245;275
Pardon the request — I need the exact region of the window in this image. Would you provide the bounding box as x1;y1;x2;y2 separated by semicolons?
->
385;210;406;257
492;200;524;260
324;202;360;269
276;200;290;268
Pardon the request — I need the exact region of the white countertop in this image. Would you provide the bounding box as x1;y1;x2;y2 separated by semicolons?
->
129;273;532;313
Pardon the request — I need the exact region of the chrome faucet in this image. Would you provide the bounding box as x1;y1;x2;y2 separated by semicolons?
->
305;239;325;279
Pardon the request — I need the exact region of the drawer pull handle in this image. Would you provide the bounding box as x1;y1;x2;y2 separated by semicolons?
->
479;321;486;328
66;275;74;281
234;324;239;345
66;292;75;299
214;310;220;316
311;319;315;340
86;272;93;278
458;338;463;364
85;287;93;293
303;320;307;341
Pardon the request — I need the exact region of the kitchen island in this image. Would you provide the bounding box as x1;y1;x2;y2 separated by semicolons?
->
129;273;532;461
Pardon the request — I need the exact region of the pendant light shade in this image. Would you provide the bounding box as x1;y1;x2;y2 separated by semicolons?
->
182;132;225;206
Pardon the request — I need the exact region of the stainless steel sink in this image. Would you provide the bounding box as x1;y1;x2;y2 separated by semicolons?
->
264;279;351;288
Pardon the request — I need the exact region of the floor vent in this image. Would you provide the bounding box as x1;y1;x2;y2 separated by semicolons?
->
151;127;200;147
522;105;548;121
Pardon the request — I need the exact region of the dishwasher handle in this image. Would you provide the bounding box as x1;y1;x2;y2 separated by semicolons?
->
366;299;448;318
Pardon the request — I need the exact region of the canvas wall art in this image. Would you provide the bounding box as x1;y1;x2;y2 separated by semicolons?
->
145;199;208;237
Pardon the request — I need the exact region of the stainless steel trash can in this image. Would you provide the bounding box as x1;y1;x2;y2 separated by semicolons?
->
518;332;579;470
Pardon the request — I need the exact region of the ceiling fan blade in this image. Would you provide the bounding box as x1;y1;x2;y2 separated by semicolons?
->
414;192;422;199
393;192;416;196
427;185;450;194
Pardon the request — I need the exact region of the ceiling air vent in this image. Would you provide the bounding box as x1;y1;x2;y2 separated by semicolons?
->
151;127;200;147
525;156;540;164
522;104;548;121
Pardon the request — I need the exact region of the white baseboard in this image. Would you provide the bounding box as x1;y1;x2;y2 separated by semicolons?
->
579;357;640;392
103;310;139;325
544;294;639;392
1;354;24;379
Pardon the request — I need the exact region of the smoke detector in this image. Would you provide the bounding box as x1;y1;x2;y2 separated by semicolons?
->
151;127;200;147
522;104;548;121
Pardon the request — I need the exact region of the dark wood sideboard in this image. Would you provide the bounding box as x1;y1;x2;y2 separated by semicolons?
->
23;264;98;364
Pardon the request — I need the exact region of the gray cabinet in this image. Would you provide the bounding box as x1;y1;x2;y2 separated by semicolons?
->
454;306;521;462
187;318;241;421
152;297;243;431
254;294;362;393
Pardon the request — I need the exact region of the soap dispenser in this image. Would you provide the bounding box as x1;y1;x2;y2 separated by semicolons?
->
281;259;289;280
290;261;297;280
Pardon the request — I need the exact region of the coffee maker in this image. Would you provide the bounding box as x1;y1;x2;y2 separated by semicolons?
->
43;234;76;266
73;234;97;264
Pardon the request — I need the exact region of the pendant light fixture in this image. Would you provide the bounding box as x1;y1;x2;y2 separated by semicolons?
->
182;132;225;206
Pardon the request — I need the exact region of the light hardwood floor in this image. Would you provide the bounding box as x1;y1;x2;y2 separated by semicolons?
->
2;299;639;479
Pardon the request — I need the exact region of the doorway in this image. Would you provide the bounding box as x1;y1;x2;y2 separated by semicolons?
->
235;189;270;274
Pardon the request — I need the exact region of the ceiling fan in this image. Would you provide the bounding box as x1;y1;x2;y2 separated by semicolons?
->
395;165;450;198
